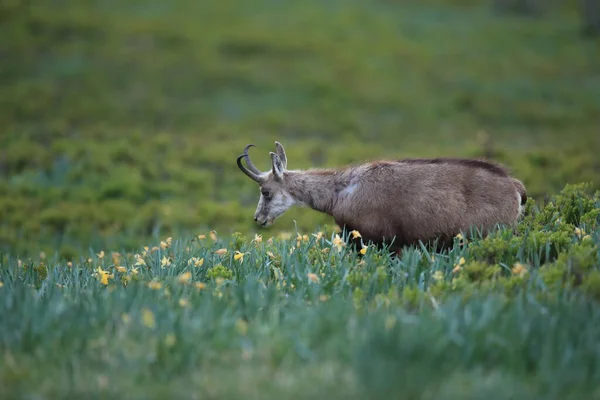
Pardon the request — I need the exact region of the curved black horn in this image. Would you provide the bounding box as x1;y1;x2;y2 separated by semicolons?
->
237;144;263;182
242;144;261;174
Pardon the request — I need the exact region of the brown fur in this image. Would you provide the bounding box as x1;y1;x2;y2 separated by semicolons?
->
237;143;527;254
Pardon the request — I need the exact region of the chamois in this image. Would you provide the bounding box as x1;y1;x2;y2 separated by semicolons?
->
237;141;527;254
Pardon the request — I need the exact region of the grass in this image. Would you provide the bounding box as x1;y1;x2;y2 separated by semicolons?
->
1;184;600;399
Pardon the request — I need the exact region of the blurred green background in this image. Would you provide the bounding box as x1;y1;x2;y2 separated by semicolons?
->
1;0;599;258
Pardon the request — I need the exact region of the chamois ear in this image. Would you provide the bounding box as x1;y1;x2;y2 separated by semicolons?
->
274;141;287;169
270;152;284;180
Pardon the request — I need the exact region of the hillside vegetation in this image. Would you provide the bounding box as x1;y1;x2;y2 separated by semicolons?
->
1;0;599;258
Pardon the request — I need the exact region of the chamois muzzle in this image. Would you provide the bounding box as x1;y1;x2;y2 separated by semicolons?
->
237;144;264;183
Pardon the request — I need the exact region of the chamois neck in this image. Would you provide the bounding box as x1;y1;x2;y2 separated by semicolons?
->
284;169;345;215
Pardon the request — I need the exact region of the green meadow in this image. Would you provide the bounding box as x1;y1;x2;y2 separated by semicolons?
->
1;0;600;398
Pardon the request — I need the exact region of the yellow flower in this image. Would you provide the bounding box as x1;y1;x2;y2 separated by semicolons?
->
112;252;121;266
312;231;324;241
296;233;309;245
131;267;139;276
194;282;206;290
116;266;127;273
582;234;592;241
252;234;263;244
350;230;361;239
235;319;248;335
97;250;105;259
267;251;276;259
0;281;3;288
452;265;461;274
177;271;192;284
160;237;172;249
188;257;204;268
164;333;176;347
210;230;218;241
67;261;73;268
197;234;206;240
455;233;463;240
575;227;586;237
234;251;248;262
359;245;368;255
432;271;444;281
179;298;189;308
148;280;162;290
267;237;274;245
307;273;320;283
458;257;466;265
512;263;528;277
160;256;171;268
141;308;156;329
134;254;146;266
215;248;228;256
332;234;346;252
95;267;113;285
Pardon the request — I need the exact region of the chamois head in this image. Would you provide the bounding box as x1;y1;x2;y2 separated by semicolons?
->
237;141;296;226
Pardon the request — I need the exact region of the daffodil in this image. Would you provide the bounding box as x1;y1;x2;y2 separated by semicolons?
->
234;251;248;262
148;280;162;290
197;234;206;240
160;237;172;249
141;308;156;329
210;230;218;241
359;245;368;255
112;252;121;266
164;333;176;347
350;230;362;239
95;266;113;285
194;282;206;290
312;231;324;241
177;271;192;284
188;257;204;268
512;262;527;277
134;254;146;266
235;319;248;335
332;234;345;252
97;250;105;259
160;256;171;268
307;273;319;283
179;298;189;307
252;234;263;244
432;270;444;281
214;248;228;256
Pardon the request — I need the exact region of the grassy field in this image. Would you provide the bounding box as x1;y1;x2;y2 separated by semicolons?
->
1;184;600;399
1;0;600;398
